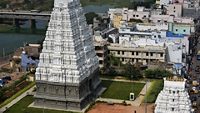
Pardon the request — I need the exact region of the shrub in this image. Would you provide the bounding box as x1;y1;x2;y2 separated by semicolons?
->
144;68;172;79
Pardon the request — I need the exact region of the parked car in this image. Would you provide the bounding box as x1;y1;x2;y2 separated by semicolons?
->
1;76;11;84
3;76;11;81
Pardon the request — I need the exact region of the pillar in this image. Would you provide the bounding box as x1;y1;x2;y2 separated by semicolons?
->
30;19;36;30
13;18;20;29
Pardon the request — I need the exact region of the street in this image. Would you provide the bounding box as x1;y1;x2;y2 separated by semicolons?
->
188;18;200;113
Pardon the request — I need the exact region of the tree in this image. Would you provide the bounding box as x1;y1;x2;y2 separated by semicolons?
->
108;54;122;67
123;63;142;80
144;68;172;79
85;12;99;24
0;0;9;8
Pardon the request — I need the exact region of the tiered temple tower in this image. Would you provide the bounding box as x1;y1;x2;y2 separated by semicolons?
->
155;76;192;113
34;0;102;110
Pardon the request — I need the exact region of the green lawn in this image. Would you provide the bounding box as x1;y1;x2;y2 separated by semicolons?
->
4;96;76;113
101;80;145;100
143;80;164;103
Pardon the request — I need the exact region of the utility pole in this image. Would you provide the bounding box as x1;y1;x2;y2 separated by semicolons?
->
2;48;5;57
145;80;148;113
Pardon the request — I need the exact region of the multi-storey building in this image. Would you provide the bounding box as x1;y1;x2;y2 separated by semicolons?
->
108;43;165;65
94;34;109;69
166;4;183;17
108;7;150;26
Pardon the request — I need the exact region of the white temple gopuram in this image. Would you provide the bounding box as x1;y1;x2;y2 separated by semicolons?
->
34;0;102;110
155;76;193;113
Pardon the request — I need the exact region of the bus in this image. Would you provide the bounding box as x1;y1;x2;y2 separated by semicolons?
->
197;50;200;60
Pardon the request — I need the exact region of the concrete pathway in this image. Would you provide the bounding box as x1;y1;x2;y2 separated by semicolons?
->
0;85;35;113
97;81;152;107
131;81;151;106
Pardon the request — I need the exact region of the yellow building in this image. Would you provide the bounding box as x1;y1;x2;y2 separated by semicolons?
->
112;13;123;29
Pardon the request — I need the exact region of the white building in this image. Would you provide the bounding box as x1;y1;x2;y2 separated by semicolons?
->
108;7;150;22
166;4;183;17
136;22;168;31
155;76;193;113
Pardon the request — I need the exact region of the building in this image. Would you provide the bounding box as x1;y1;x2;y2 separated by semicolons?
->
108;7;150;25
155;76;193;113
127;7;150;21
136;22;168;31
168;22;194;35
159;0;172;6
12;44;41;60
108;43;166;65
34;0;102;111
94;33;109;70
112;13;123;29
150;15;174;23
166;4;183;17
106;22;167;65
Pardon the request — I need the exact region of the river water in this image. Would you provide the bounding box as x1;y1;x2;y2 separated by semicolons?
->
0;5;114;56
0;33;44;56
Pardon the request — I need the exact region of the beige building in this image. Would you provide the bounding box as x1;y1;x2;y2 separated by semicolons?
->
94;34;109;69
108;43;166;65
112;13;123;29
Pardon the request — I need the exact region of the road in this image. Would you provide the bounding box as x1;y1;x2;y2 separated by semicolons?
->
188;19;200;113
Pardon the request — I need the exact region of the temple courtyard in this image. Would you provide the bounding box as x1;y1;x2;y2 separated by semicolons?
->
3;80;151;113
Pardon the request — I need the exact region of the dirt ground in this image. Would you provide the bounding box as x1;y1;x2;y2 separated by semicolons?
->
0;63;25;87
88;103;155;113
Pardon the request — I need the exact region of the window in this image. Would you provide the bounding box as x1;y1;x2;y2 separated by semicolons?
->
183;29;186;32
150;53;153;56
136;52;139;56
118;51;120;54
56;88;59;94
136;15;139;17
172;99;174;102
176;29;178;31
132;59;134;62
174;6;176;9
99;60;103;64
133;15;135;17
160;53;163;57
146;53;149;56
132;52;134;55
136;59;138;62
144;15;146;18
122;51;124;55
44;87;46;92
174;10;176;13
172;108;174;111
122;58;124;62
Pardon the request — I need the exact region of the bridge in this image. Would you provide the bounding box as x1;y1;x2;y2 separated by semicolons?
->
0;10;51;29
